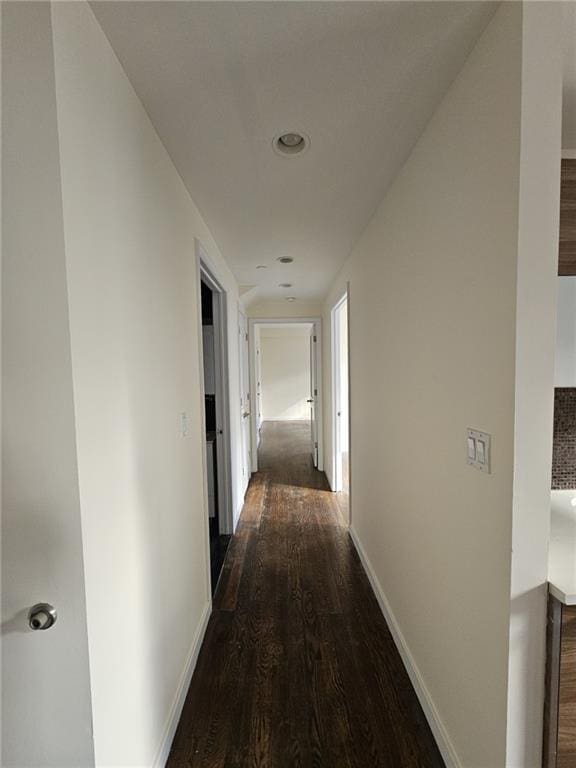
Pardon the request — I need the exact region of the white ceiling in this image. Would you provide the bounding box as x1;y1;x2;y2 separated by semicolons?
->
92;1;496;302
563;2;576;150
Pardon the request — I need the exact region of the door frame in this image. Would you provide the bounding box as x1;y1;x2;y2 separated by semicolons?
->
331;290;349;493
248;316;323;473
238;307;251;498
195;240;233;539
254;324;263;445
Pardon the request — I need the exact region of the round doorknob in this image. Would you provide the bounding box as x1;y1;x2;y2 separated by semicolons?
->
28;603;57;631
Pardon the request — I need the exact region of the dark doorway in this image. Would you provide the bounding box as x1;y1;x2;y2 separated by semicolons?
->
200;279;230;593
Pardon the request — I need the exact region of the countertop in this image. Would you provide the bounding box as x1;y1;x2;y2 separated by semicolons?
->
548;489;576;605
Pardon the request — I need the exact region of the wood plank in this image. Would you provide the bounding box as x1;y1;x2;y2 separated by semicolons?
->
543;593;562;768
558;605;576;767
167;421;445;768
212;473;268;611
559;159;576;276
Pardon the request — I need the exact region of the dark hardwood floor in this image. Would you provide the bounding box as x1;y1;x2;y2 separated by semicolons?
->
167;421;444;768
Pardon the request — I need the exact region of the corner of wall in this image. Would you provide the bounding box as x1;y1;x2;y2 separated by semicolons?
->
152;601;212;768
506;3;564;765
348;527;461;768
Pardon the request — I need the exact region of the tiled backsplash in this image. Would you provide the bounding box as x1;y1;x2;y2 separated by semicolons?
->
552;388;576;489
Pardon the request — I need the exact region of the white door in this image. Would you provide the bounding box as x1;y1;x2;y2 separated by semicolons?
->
333;296;350;495
255;327;263;443
201;266;233;536
239;309;251;495
3;4;95;764
309;325;319;467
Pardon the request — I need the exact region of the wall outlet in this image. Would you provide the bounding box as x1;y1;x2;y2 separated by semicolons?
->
467;428;491;474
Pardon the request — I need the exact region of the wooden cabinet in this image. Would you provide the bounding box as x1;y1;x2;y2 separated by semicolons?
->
544;594;576;767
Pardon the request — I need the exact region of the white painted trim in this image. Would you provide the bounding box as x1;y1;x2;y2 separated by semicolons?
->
238;307;251;500
330;304;339;492
562;149;576;159
153;600;212;768
254;325;263;442
330;291;348;493
248;316;324;473
348;526;461;768
196;239;234;537
212;290;232;535
193;241;216;604
347;282;353;529
311;318;323;471
548;581;576;606
248;320;259;474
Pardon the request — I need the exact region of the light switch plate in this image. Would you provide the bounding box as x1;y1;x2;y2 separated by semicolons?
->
467;428;491;474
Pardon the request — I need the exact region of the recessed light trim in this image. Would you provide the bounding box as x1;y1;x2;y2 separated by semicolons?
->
255;264;268;270
286;296;297;302
277;256;294;264
279;283;293;288
272;130;310;157
279;133;303;148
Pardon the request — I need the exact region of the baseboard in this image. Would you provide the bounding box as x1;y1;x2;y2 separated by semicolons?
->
348;526;462;768
234;494;245;531
153;600;212;768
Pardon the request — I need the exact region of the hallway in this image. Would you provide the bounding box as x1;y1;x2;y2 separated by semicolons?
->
167;422;444;768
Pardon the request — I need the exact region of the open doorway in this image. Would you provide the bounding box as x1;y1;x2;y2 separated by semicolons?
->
199;262;233;594
331;292;350;522
249;318;323;474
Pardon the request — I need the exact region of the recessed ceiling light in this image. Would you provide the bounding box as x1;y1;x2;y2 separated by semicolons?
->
286;296;297;302
277;256;294;264
279;133;303;148
255;265;268;269
279;283;293;288
272;130;310;157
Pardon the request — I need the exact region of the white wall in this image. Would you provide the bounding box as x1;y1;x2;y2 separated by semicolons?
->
247;299;323;319
562;2;576;151
323;5;561;766
555;277;576;386
260;326;311;421
39;2;243;765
